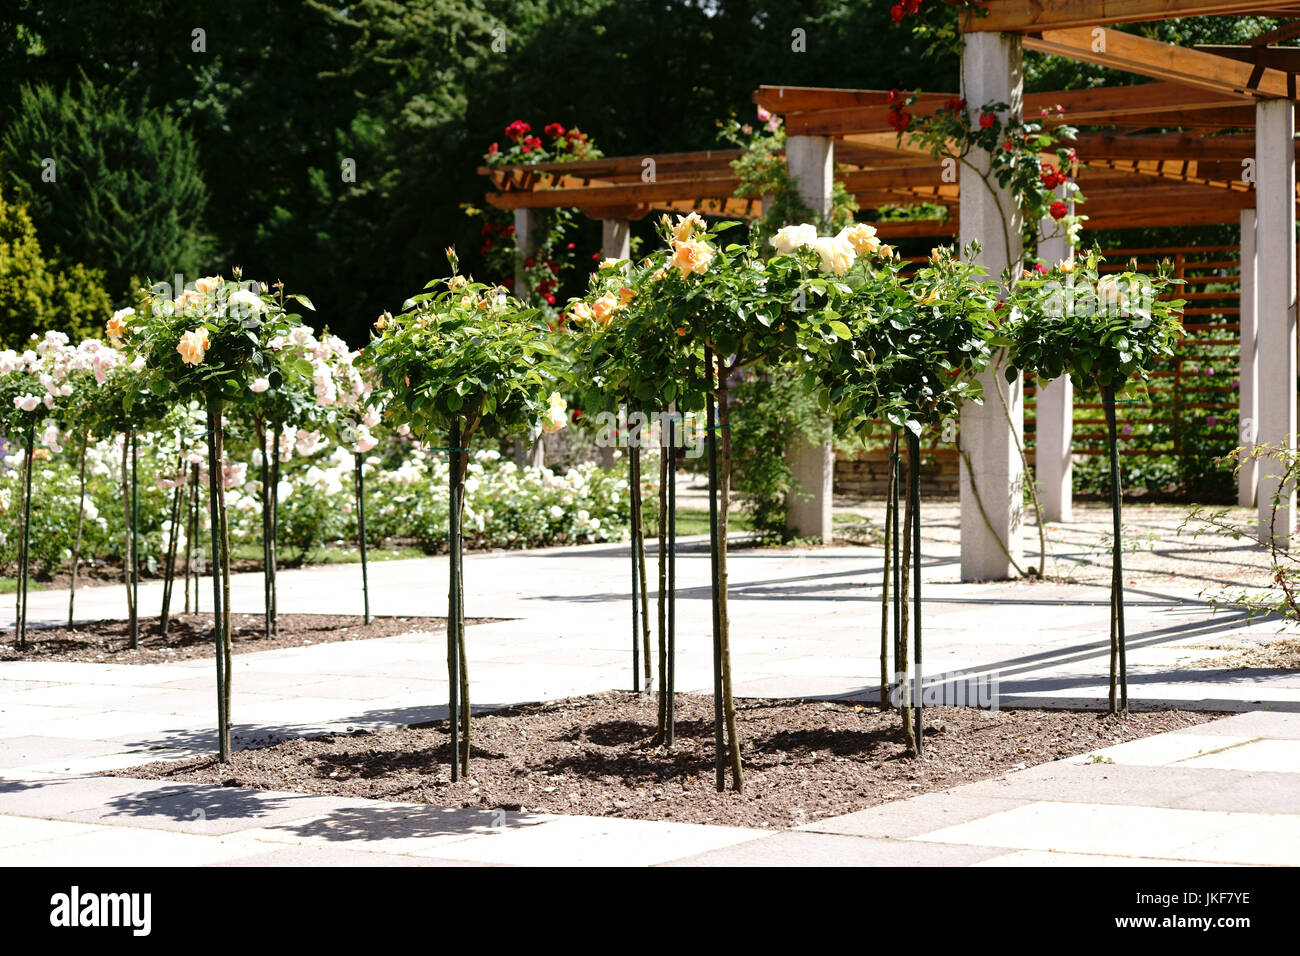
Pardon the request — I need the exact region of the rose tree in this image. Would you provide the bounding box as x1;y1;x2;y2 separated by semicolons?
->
1004;252;1184;712
812;243;999;753
631;214;883;791
361;254;558;780
124;272;311;761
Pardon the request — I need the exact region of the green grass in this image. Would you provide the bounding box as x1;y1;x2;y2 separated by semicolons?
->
0;578;43;594
230;542;429;567
646;507;754;537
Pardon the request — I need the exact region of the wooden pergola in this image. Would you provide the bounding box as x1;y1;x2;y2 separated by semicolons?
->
479;1;1299;573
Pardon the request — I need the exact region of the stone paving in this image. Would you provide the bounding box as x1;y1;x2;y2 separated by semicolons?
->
2;498;1298;865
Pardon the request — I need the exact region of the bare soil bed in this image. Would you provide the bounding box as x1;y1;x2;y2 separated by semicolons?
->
117;692;1217;829
0;613;479;664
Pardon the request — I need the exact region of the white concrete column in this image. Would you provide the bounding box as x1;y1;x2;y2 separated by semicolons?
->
1238;207;1259;507
1254;100;1297;547
601;219;631;262
513;209;535;298
783;134;835;543
513;209;545;469
959;30;1025;579
1036;200;1072;523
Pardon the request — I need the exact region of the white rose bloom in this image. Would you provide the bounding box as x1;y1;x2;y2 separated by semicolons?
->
769;223;818;256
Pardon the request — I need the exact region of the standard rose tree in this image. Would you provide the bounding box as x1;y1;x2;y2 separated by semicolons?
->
566;249;707;740
361;252;559;780
122;272;310;761
1005;252;1184;712
627;213;885;791
813;242;998;753
0;333;83;649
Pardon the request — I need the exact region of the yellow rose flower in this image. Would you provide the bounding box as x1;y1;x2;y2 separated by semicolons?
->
106;308;133;340
569;302;595;323
672;212;706;243
837;223;880;256
812;235;856;277
177;328;211;366
449;275;468;290
668;238;715;278
591;293;619;325
542;391;567;434
770;223;818;256
194;276;223;294
1059;258;1075;274
617;287;636;307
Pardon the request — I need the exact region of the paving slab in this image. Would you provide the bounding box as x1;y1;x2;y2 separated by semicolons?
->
0;823;269;866
239;803;553;856
658;830;1003;866
425;814;765;867
800;792;1034;839
913;802;1273;861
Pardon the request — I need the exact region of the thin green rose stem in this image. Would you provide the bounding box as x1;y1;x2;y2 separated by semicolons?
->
355;452;371;625
67;434;88;626
269;420;281;635
892;436;901;701
120;429;135;628
627;405;640;693
15;420;35;651
205;397;229;761
713;353;742;792
632;432;652;696
446;425;461;782
185;462;200;615
654;435;669;741
666;404;677;747
218;431;234;735
909;429;924;755
159;452;185;636
879;430;897;709
899;460;916;755
260;421;273;638
706;371;725;792
129;426;139;650
1103;385;1129;712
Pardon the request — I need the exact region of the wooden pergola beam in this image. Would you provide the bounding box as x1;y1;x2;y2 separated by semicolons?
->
782;82;1250;137
966;1;1298;33
1025;28;1298;100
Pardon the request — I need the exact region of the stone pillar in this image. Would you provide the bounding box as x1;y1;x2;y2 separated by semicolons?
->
513;209;545;469
601;218;631;263
595;219;632;469
959;30;1025;579
783;134;835;543
1254;100;1297;547
1036;201;1072;523
1238;207;1258;508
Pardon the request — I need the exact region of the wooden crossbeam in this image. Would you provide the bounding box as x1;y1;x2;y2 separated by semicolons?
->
966;1;1296;33
753;87;954;113
783;82;1250;137
1026;28;1297;100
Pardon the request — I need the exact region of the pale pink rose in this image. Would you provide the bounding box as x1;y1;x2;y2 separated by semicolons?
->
251;377;270;393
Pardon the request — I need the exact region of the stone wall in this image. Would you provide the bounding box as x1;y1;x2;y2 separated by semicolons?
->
834;447;961;499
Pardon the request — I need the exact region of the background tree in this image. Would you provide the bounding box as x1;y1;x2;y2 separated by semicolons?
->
0;183;112;344
2;79;209;296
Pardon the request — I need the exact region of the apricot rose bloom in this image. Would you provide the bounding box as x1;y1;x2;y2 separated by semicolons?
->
194;276;223;294
671;212;706;243
812;235;856;277
106;308;134;340
769;223;818;256
591;293;619;325
541;391;568;434
568;301;595;323
177;328;211;366
838;223;881;256
668;238;714;278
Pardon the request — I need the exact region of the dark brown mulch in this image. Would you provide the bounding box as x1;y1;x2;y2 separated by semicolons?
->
116;692;1218;829
0;613;488;665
